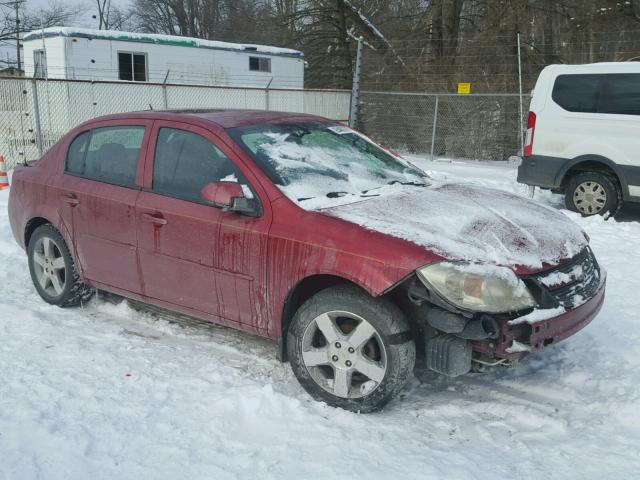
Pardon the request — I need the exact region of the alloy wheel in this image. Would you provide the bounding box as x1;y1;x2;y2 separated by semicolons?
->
32;236;67;297
301;310;387;399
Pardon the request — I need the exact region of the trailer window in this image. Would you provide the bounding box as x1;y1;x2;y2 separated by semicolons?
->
249;57;271;73
118;52;147;82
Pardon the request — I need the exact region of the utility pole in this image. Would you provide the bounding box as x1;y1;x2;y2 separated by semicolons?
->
15;0;20;70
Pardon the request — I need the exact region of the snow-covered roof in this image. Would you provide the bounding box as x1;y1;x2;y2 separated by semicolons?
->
23;27;304;58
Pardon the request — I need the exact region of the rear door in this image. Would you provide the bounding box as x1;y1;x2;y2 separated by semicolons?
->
56;119;152;294
136;121;271;330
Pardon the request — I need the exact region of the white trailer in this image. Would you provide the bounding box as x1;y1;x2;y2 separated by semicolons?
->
22;27;305;89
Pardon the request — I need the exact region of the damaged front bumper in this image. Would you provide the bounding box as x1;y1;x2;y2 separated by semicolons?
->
473;276;606;362
407;246;606;375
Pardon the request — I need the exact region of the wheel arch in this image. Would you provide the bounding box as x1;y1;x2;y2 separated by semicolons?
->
24;217;53;248
558;155;628;200
277;274;365;362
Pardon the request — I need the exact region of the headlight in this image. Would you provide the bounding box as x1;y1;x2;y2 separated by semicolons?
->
416;262;536;313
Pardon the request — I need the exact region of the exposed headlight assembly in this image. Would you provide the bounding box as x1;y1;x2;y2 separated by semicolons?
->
416;262;536;314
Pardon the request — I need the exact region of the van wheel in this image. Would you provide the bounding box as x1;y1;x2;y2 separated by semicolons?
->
287;285;415;413
27;224;94;307
565;172;621;217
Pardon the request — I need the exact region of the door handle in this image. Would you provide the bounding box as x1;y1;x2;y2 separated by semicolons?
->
62;193;79;206
141;213;167;226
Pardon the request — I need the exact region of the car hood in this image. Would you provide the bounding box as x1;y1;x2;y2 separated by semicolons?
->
320;182;588;269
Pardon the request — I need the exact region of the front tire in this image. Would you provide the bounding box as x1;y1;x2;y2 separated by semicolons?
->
27;224;93;307
287;285;415;413
565;172;621;217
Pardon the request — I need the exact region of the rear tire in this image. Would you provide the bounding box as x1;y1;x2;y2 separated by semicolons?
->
287;285;415;413
565;171;621;217
27;224;93;307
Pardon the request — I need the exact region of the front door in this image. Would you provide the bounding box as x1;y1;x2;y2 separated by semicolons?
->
136;121;271;330
55;120;151;294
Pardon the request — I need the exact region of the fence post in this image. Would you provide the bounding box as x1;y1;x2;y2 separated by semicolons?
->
349;36;363;128
517;32;525;156
265;77;273;111
30;78;44;157
162;70;170;109
430;95;439;161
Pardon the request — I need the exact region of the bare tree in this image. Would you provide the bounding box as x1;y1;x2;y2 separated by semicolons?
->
0;1;81;68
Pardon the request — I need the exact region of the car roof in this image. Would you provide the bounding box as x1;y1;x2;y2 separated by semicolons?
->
82;109;331;129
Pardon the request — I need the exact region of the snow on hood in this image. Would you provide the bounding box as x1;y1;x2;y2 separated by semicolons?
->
320;182;587;269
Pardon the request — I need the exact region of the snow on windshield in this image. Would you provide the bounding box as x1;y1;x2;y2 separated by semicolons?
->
242;125;427;204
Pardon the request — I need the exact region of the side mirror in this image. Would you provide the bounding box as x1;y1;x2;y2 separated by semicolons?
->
200;181;259;216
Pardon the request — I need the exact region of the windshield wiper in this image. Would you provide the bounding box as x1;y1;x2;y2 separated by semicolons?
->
389;180;428;187
298;191;350;202
362;180;427;195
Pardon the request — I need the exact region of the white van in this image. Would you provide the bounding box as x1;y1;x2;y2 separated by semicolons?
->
517;62;640;216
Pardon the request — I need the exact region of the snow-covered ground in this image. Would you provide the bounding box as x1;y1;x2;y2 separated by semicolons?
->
2;160;640;479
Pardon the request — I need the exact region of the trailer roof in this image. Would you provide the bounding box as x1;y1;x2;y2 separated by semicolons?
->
23;27;304;59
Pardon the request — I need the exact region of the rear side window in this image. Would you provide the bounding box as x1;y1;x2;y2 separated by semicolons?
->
65;126;145;187
552;73;640;116
152;128;246;203
552;75;601;113
66;131;90;174
599;74;640;115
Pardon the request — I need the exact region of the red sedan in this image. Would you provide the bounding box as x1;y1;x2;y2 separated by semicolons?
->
8;110;605;412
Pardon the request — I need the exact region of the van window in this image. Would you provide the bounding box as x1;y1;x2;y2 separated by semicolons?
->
552;73;640;116
152;128;246;203
599;74;640;115
65;126;145;187
552;75;601;113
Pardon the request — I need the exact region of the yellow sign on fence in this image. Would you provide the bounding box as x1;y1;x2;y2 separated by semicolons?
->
457;82;471;94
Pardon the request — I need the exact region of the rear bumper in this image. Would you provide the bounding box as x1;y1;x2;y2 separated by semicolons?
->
474;277;606;361
517;155;569;189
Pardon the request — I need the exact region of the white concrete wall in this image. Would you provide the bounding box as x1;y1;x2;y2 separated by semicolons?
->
22;36;304;89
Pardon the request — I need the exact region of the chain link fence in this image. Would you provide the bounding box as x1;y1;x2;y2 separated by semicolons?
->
0;77;351;169
358;91;528;161
0;76;528;168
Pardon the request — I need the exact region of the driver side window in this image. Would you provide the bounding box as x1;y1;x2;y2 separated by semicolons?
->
152;127;246;203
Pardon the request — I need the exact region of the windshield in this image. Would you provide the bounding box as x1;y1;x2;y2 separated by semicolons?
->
227;122;428;207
